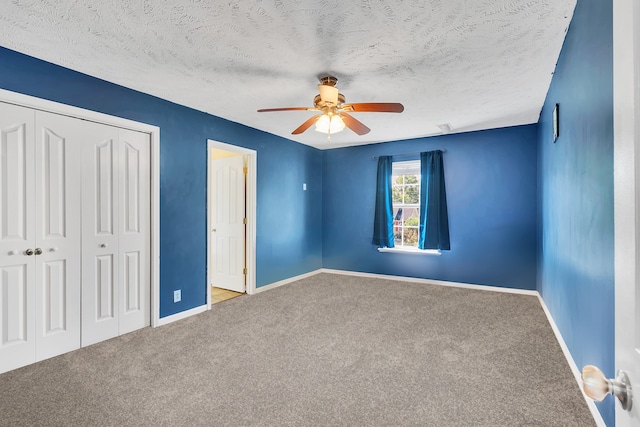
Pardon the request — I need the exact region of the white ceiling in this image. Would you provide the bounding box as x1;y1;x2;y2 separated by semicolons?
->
1;0;576;149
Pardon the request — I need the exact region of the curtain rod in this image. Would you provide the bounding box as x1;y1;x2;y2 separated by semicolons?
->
371;149;446;160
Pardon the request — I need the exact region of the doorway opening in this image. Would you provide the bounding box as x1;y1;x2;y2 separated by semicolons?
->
207;140;257;309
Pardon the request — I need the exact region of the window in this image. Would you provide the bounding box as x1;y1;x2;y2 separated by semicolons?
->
391;160;420;248
373;150;449;254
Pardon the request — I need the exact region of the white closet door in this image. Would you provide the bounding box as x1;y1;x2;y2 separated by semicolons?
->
82;122;120;347
118;129;150;334
211;155;246;293
33;111;81;361
0;103;36;373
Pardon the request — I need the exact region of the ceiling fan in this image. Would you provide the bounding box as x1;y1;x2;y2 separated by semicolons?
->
257;76;404;140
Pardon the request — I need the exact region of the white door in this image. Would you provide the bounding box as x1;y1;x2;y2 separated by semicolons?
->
613;0;640;424
210;156;246;293
0;103;36;373
34;111;81;361
81;121;120;346
117;129;150;335
82;124;151;346
0;105;82;374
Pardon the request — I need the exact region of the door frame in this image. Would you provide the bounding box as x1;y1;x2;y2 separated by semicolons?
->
0;88;162;328
614;0;640;424
207;139;257;309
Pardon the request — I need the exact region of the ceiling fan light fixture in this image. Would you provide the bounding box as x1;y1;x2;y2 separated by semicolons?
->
315;114;345;134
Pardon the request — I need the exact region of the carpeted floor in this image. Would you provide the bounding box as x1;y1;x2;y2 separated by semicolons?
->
0;273;594;426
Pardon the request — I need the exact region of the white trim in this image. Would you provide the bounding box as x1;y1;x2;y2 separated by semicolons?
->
321;268;601;426
614;0;640;425
253;269;323;294
162;263;602;427
206;140;257;308
537;296;607;427
319;269;538;295
0;88;162;329
377;247;441;255
155;305;208;327
151;125;161;327
0;88;156;133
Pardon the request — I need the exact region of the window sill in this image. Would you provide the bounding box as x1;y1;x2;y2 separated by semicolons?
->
377;247;441;256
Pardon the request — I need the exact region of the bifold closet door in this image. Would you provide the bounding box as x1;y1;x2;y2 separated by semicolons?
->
34;111;82;361
117;129;150;336
0;103;37;373
0;104;82;373
82;126;150;346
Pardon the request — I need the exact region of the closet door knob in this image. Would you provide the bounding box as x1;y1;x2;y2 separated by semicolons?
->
25;249;34;256
34;248;42;255
8;250;17;256
100;243;107;248
50;247;58;253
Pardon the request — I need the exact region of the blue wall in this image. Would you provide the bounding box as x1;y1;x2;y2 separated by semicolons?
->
323;125;538;290
0;47;323;318
537;0;614;424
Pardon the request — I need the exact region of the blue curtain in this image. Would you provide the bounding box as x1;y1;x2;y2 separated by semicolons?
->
372;156;395;247
418;150;450;250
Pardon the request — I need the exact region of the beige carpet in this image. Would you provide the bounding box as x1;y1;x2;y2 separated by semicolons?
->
0;273;594;426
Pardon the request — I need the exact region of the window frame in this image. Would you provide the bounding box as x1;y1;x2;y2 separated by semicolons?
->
392;160;420;248
380;159;441;255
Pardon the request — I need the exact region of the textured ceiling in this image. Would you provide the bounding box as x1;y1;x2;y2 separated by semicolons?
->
1;0;576;149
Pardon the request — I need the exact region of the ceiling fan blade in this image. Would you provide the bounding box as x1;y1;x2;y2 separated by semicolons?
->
340;113;371;135
343;103;405;113
292;115;321;134
257;107;313;112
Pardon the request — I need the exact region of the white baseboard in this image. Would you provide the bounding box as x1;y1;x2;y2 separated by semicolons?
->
156;304;208;326
537;296;606;427
320;268;539;296
322;268;603;426
154;268;604;426
156;270;325;325
253;269;323;294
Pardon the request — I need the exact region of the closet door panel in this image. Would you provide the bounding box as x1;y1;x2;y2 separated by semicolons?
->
0;103;36;374
34;111;82;361
82;123;120;347
118;129;150;334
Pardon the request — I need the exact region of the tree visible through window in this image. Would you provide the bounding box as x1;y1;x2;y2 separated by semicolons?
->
392;160;420;247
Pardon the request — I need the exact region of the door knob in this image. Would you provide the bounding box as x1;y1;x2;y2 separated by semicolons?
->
34;248;42;255
212;229;217;232
8;250;17;255
100;243;107;248
24;249;34;256
49;247;58;253
582;365;632;411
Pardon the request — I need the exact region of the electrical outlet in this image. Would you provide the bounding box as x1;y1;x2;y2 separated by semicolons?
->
173;290;181;303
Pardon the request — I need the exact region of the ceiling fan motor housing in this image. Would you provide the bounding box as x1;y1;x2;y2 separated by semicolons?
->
314;93;346;110
319;76;338;87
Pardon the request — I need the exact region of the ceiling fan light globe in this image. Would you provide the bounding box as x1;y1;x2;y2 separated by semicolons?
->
315;114;331;133
329;115;346;133
315;114;345;134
